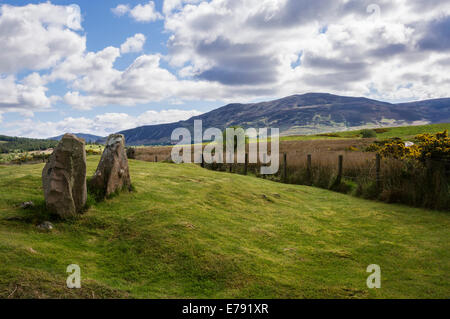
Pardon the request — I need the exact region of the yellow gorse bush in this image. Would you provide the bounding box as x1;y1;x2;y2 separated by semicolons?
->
415;130;450;162
378;140;420;160
86;149;102;156
369;130;450;162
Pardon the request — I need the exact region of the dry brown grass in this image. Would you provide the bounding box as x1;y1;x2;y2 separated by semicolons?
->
133;138;375;162
134;146;173;162
132;139;379;184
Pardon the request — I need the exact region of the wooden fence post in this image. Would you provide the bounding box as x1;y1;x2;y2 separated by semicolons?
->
201;154;204;168
228;152;232;173
262;153;267;179
244;153;248;175
425;158;434;192
283;153;287;183
336;155;343;184
376;153;381;192
307;154;312;184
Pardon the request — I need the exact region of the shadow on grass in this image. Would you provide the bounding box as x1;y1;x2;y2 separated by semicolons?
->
4;199;60;225
87;176;136;203
3;181;137;227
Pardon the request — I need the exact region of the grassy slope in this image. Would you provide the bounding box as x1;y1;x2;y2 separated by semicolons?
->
281;123;450;141
0;156;449;299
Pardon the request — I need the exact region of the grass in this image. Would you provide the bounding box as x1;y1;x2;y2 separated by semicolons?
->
281;123;450;141
86;144;104;151
0;144;104;164
280;135;346;141
0;156;449;298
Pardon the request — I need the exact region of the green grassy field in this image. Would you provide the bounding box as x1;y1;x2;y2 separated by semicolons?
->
0;156;449;298
280;123;450;141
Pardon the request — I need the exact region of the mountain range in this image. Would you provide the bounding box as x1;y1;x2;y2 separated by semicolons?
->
117;93;450;145
49;133;104;143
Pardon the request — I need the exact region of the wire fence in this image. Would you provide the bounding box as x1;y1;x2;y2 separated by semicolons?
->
200;151;450;211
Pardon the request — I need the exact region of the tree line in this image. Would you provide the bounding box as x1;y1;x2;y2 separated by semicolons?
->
0;135;58;154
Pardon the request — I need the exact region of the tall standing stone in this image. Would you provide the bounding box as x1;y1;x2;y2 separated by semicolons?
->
42;134;87;218
90;134;131;197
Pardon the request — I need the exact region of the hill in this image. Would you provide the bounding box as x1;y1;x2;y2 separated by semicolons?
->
49;133;104;144
0;135;58;154
0;157;448;298
119;93;450;145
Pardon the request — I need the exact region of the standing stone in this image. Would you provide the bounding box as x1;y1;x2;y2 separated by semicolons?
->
90;134;131;197
42;134;87;218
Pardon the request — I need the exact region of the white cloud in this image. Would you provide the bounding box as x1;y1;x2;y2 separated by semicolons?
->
1;109;202;138
120;33;146;54
0;2;83;114
163;0;450;101
112;1;163;22
0;2;85;73
162;0;202;15
0;73;58;114
136;109;202;125
51;51;229;110
131;1;163;22
111;4;130;16
48;46;121;84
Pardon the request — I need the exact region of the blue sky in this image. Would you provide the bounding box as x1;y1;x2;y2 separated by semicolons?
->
0;0;449;138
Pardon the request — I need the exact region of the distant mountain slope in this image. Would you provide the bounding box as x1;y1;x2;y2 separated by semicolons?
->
119;93;450;145
49;133;104;143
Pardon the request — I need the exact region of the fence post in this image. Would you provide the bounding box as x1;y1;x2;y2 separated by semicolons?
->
244;153;248;175
425;158;434;195
229;164;232;173
336;155;343;184
201;154;204;168
307;154;312;184
262;153;267;179
283;153;287;183
154;155;158;163
376;153;381;192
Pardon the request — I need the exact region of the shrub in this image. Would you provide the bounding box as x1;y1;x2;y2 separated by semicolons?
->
86;149;102;156
378;139;421;160
374;128;390;134
415;130;450;163
316;133;340;137
371;130;450;162
360;129;377;138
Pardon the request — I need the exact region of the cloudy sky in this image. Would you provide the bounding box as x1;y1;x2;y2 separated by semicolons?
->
0;0;449;138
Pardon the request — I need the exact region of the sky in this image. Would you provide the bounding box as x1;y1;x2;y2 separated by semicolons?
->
0;0;449;138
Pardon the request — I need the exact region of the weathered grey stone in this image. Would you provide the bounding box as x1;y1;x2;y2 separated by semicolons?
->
20;201;35;209
42;134;87;218
90;134;131;197
37;221;54;231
